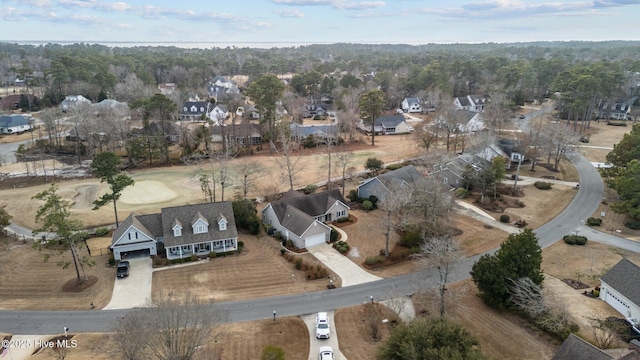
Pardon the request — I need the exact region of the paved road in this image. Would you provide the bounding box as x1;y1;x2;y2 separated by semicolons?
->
2;151;640;335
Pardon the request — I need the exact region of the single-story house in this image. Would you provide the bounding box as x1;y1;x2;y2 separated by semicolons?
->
111;202;238;261
60;95;91;112
359;115;414;135
261;189;350;249
596;97;636;121
357;165;422;201
477;143;512;169
497;138;526;164
454;94;490;112
210;123;262;146
289;123;338;142
432;154;491;188
0;114;33;134
92;99;130;119
552;333;638;360
600;258;640;334
402;97;422;113
180;101;210;121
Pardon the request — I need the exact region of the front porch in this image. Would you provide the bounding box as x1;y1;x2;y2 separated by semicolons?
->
165;238;237;260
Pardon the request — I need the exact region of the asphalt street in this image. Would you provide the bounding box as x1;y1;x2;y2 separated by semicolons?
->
1;151;639;335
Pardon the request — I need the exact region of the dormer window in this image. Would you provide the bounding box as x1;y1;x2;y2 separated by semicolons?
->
183;106;188;112
192;212;209;234
174;227;182;237
219;220;227;231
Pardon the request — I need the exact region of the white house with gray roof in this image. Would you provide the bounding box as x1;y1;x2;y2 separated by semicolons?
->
0;114;33;134
599;258;640;334
454;94;490;112
401;97;422;113
261;189;350;249
359;115;414;135
111;202;238;260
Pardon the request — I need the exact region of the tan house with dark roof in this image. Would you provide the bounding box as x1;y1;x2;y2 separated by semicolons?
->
261;189;350;249
111;202;238;260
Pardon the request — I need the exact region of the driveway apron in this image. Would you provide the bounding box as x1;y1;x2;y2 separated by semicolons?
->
103;257;152;310
308;243;382;287
302;311;347;360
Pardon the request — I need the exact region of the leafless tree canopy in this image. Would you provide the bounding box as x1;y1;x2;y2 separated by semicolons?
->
113;292;226;360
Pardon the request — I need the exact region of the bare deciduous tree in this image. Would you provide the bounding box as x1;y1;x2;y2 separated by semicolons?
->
271;121;305;190
113;292;226;360
335;151;354;196
417;236;462;317
237;158;265;198
508;277;547;317
378;184;411;257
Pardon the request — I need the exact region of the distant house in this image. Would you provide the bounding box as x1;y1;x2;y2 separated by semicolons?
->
148;121;182;143
60;95;91;112
210;123;262;146
357;165;423;201
477;143;512;169
209;105;229;125
456;110;485;132
0;114;33;134
261;189;350;249
552;333;639;360
289;123;338;142
497;138;526;164
359;115;414;135
157;83;176;95
303;104;330;118
599;258;640;334
207;76;239;100
111;202;238;261
180;101;210;121
432;154;491;188
596;97;636;121
401;97;422;113
92;99;130;119
454;95;490;112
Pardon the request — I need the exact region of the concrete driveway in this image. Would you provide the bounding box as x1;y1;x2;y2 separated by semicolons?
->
308;242;382;287
103;257;152;310
302;311;346;360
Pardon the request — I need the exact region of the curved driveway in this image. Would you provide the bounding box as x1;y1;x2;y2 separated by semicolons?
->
2;152;640;335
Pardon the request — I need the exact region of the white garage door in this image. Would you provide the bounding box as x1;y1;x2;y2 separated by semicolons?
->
305;233;326;248
605;289;630;316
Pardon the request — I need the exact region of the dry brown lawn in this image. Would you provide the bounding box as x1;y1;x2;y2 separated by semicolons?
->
0;236;114;310
152;234;333;303
334;304;397;360
31;318;309;360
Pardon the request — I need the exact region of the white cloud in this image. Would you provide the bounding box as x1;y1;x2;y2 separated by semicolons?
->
271;0;335;5
277;9;305;17
340;1;385;10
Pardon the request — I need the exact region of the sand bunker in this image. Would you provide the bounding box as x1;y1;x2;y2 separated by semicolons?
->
72;184;98;209
120;180;178;204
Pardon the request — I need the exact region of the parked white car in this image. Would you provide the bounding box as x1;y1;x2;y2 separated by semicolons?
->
318;346;334;360
315;312;330;339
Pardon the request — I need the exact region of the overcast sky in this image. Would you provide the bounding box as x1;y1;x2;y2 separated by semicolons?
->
1;0;640;47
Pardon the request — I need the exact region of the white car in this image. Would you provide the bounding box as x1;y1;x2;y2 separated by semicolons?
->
315;312;330;339
318;346;334;360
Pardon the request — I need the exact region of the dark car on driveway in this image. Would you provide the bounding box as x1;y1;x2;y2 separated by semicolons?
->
116;261;130;278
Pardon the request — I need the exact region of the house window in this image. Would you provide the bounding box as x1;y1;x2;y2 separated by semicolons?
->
194;225;207;234
443;177;448;184
337;210;346;218
219;221;227;231
456;179;460;184
174;228;181;237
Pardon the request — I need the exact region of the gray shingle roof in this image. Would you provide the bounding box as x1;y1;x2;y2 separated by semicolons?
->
0;114;30;127
552;334;614;360
374;115;405;127
269;189;348;237
161;202;237;247
376;165;422;187
601;258;640;307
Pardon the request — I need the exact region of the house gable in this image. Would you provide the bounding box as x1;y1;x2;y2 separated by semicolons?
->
111;225;155;247
600;259;640;308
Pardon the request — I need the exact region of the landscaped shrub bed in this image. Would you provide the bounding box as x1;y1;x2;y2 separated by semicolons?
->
332;240;350;254
625;220;640;230
563;235;588;245
534;181;552;190
281;252;329;280
587;217;602;226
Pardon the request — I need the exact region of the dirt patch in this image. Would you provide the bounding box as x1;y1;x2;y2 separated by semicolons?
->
61;275;99;293
562;278;590;290
71;184;98;209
